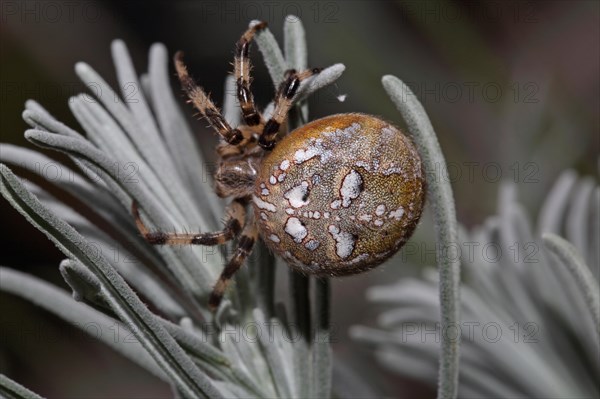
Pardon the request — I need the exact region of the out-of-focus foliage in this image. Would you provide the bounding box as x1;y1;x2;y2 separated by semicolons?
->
352;170;599;398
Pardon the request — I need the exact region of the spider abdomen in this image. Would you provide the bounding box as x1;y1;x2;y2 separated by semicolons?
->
253;113;426;276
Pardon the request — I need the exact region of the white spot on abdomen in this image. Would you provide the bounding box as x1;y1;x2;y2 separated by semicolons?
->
294;147;318;164
269;234;281;243
305;239;320;251
253;195;276;212
376;204;386;216
328;225;356;259
389;206;405;220
284;181;310;208
340;169;363;207
285;217;308;243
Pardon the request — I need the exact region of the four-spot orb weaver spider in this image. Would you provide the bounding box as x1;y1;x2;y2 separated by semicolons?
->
132;21;426;310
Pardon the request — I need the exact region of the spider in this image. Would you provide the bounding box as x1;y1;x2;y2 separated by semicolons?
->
132;21;426;310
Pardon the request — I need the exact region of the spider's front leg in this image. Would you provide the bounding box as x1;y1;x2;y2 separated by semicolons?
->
132;199;246;245
174;52;249;146
234;21;268;127
259;68;322;150
209;220;258;310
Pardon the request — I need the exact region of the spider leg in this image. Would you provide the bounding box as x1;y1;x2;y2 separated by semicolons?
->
208;220;258;310
235;21;268;127
132;199;246;245
174;52;246;146
258;68;322;150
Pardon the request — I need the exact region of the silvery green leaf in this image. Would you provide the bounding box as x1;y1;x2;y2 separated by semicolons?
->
382;74;460;399
4;150;180;306
251;21;287;87
110;40;184;187
566;177;595;265
153;317;262;397
67;94;191;224
283;15;309;125
0;374;45;399
537;170;578;234
0;165;222;398
536;171;595;336
0;143;127;223
218;324;274;397
543;234;600;335
293;64;346;104
290;323;309;399
74;54;206;233
59;258;108;309
284;15;307;71
0;267;167;382
23;129;216;297
23;100;82;139
147;42;223;227
158;317;228;366
353;166;600;398
591;187;600;278
310;279;332;399
222;75;241;128
253;309;293;398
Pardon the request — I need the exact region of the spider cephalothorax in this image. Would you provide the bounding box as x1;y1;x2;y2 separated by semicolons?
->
132;21;425;310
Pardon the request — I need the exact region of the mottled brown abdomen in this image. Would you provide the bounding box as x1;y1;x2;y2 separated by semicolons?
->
252;113;425;276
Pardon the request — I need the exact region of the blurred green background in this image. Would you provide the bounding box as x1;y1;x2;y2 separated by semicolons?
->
1;1;598;397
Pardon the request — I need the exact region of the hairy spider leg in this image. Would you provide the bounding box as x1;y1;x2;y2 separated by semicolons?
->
208;220;258;310
174;51;245;146
259;68;322;150
132;199;246;245
234;21;268;127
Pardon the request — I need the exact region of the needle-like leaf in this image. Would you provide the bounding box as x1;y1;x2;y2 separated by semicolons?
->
382;75;461;399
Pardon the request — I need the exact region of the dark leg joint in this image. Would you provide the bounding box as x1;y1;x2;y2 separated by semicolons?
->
244;113;261;126
238;235;255;252
237;79;250;101
191;235;220;245
258;135;276;151
146;232;168;245
208;293;221;311
227;129;244;145
263;119;280;136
